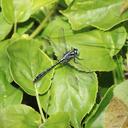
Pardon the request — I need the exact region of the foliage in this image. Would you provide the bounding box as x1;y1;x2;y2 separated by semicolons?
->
0;0;128;128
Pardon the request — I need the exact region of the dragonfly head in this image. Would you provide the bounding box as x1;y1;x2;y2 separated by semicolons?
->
73;48;79;56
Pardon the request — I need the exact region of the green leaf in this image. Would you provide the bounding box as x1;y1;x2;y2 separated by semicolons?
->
0;70;23;108
40;112;70;128
1;0;14;23
1;0;32;23
86;80;128;128
61;0;128;30
0;13;12;41
0;40;13;82
43;17;127;72
0;104;41;128
7;38;53;95
40;66;98;128
31;0;58;14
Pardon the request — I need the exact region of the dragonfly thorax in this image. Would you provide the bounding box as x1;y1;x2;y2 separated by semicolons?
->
60;48;79;63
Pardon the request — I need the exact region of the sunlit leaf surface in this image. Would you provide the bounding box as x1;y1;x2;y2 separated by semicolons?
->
0;13;12;41
0;104;41;128
7;38;53;95
0;40;12;82
31;0;57;13
40;66;98;127
61;0;128;30
0;70;23;108
40;112;70;128
1;0;32;23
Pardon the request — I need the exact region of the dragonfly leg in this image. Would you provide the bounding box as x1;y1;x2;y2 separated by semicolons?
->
74;57;79;64
76;56;84;60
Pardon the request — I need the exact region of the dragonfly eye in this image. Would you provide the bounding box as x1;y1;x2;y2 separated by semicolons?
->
74;48;79;56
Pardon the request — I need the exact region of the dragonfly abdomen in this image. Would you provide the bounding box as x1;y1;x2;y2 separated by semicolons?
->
33;61;60;83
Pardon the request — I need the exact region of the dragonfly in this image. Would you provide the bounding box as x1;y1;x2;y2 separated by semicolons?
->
33;48;79;83
33;28;128;83
33;2;128;82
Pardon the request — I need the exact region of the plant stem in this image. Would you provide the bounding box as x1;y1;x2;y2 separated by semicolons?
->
14;21;17;33
34;85;46;122
30;10;54;38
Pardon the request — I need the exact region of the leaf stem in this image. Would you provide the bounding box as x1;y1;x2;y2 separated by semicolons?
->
34;85;46;122
30;9;54;38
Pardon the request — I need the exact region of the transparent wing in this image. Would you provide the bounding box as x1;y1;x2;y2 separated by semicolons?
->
51;27;70;59
43;25;73;59
58;27;68;53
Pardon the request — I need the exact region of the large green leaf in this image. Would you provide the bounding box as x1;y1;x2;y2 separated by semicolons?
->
40;65;98;128
86;80;128;128
0;13;12;41
43;17;127;72
1;0;32;23
0;70;23;108
40;112;70;128
7;38;53;95
0;104;41;128
61;0;128;30
0;40;12;82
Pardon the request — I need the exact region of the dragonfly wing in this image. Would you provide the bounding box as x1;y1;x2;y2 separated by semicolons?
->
51;27;69;59
59;28;68;52
43;17;74;60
